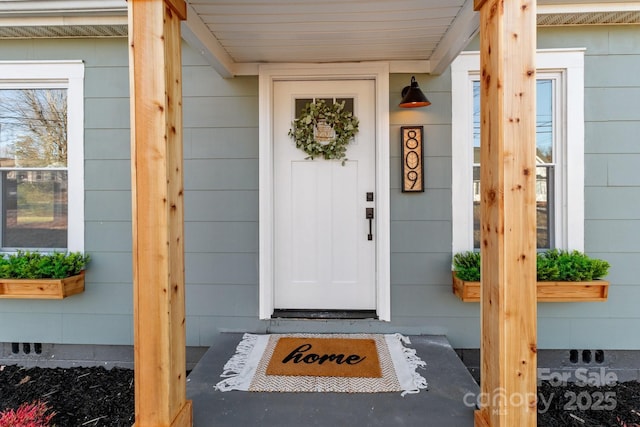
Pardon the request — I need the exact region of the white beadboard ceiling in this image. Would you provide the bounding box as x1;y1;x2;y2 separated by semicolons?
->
189;0;469;70
183;0;476;76
0;0;639;77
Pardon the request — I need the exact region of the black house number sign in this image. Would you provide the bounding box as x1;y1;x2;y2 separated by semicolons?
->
401;126;424;192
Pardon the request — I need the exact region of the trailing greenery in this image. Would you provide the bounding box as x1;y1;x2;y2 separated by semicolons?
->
453;249;610;282
0;251;90;279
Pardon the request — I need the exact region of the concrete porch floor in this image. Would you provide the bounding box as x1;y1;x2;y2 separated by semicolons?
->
186;333;479;426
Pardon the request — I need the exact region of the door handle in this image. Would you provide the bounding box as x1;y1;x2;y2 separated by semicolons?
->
366;208;374;241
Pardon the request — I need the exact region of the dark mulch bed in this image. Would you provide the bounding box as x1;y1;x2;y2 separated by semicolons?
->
1;365;639;426
0;365;133;426
537;381;640;426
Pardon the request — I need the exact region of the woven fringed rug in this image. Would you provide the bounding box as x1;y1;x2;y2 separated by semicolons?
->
214;333;427;395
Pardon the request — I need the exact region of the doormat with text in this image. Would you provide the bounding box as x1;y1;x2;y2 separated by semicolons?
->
214;333;427;394
266;337;382;378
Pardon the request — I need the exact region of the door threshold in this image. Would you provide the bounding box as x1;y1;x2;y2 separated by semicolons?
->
272;309;378;320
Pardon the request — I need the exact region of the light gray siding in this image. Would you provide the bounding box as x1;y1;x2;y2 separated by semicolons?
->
0;38;133;345
455;26;640;349
387;72;476;345
181;45;262;344
538;25;640;349
0;24;638;351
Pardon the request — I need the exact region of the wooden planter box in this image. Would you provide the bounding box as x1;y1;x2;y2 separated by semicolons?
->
452;272;609;303
0;271;85;299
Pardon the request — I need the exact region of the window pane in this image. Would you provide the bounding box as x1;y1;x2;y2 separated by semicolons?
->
0;89;68;168
295;97;355;117
536;165;553;249
473;80;554;164
536;80;553;163
472;80;555;249
2;170;68;249
295;98;313;118
473;82;481;162
472;166;552;250
316;97;333;106
473;166;480;248
335;97;354;114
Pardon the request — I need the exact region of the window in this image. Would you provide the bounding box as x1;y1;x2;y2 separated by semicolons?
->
0;61;84;252
451;49;585;253
295;97;355;115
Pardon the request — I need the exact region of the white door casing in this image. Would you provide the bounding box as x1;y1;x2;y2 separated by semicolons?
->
273;80;375;309
259;63;390;320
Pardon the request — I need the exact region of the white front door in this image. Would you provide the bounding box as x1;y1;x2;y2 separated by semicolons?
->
273;79;376;310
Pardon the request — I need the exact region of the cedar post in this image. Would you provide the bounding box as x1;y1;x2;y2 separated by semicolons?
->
128;0;192;426
473;0;537;426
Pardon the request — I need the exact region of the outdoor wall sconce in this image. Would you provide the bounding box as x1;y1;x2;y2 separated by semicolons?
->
399;76;431;108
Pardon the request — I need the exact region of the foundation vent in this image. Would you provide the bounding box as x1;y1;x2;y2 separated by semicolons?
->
10;342;43;356
569;349;606;364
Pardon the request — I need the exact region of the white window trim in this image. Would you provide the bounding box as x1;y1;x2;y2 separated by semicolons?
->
0;60;85;252
451;49;584;254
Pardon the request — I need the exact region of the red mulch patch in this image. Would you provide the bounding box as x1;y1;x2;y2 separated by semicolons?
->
0;365;133;426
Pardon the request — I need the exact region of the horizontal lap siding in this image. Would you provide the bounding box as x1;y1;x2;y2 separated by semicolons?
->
0;38;264;346
81;39;132;347
190;25;640;350
386;72;473;343
455;25;640;349
540;25;640;349
1;25;639;351
181;47;262;344
0;39;134;345
387;73;476;344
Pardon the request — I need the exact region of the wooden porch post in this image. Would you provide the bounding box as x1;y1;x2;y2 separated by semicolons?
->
128;1;192;426
473;0;537;426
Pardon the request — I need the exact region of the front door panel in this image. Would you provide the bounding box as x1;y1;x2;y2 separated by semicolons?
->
273;80;376;310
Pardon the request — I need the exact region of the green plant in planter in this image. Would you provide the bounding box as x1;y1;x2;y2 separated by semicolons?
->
0;251;90;279
452;251;481;282
536;249;610;281
453;249;609;282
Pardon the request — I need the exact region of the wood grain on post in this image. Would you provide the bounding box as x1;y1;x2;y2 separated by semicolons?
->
474;0;538;426
128;0;192;425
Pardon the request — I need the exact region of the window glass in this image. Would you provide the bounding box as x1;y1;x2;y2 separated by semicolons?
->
295;97;355;116
335;97;354;114
295;98;313;117
0;87;70;249
451;50;585;254
471;80;554;249
2;171;67;248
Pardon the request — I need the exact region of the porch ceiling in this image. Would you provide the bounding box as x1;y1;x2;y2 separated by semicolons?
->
184;0;477;76
1;0;639;77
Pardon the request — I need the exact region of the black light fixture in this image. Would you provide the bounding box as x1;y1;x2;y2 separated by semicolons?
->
399;76;431;108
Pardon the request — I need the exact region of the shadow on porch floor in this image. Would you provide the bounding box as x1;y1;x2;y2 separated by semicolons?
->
186;334;479;427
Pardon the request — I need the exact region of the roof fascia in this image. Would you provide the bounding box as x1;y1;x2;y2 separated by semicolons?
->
429;0;479;76
181;3;236;78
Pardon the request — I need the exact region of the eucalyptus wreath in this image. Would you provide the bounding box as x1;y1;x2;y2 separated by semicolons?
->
288;99;359;164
